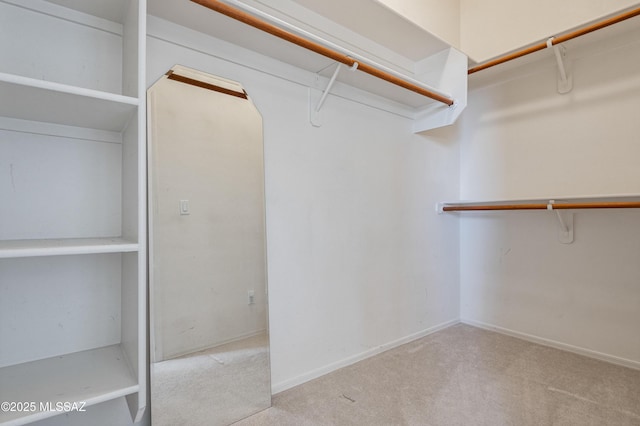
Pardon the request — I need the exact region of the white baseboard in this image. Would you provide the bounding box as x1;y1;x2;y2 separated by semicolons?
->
272;318;460;394
162;329;267;362
461;318;640;371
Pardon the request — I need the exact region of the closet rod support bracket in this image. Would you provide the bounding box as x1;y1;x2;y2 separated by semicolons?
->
310;62;344;126
547;200;574;243
547;38;573;94
316;63;342;113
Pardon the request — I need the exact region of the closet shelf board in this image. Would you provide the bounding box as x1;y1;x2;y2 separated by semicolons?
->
0;73;138;132
0;238;139;259
0;344;139;426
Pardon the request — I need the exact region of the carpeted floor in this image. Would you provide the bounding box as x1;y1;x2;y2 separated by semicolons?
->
236;324;640;426
151;332;270;426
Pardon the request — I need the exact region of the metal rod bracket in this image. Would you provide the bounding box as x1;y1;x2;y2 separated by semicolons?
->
316;63;342;112
547;200;574;243
310;63;342;126
546;38;573;94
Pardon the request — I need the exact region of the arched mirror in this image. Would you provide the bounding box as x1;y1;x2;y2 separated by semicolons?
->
147;65;270;425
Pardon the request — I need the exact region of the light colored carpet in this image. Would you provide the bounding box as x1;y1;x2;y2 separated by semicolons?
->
236;324;640;426
151;332;271;426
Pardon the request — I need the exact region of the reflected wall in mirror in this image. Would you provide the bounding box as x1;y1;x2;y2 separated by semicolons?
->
147;65;270;426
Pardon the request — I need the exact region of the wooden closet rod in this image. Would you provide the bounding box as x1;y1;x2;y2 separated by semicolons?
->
468;6;640;74
442;201;640;212
191;0;455;106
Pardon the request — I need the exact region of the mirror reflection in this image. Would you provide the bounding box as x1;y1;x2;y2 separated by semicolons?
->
148;65;270;426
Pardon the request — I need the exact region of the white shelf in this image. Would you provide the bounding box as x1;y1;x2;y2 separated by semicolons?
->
0;73;138;132
0;238;139;259
147;0;465;118
0;0;147;423
0;345;139;426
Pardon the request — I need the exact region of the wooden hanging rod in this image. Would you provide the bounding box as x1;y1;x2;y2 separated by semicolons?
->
166;70;248;99
442;201;640;212
468;6;640;74
191;0;455;106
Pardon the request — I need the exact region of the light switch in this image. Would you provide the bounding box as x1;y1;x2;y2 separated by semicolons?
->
180;200;190;215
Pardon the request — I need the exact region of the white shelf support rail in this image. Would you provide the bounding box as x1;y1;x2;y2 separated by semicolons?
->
546;37;572;94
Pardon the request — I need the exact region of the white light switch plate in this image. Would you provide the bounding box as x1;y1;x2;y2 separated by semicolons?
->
180;200;190;215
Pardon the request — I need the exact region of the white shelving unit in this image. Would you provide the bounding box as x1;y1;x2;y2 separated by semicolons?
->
0;0;147;425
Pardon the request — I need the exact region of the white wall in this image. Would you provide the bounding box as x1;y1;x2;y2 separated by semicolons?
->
376;0;461;50
460;0;640;63
460;39;640;200
146;16;460;393
457;25;640;366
